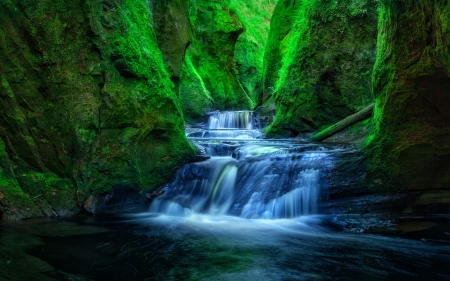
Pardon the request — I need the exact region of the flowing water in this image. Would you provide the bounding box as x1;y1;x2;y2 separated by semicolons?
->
2;111;450;280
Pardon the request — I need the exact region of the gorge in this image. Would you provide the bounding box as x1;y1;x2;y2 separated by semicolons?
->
1;0;450;280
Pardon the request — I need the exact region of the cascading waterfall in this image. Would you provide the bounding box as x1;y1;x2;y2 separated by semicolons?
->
206;111;255;129
150;111;343;219
187;110;261;139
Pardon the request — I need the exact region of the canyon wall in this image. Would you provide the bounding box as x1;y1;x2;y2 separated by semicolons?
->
265;0;378;137
0;0;196;219
366;0;450;192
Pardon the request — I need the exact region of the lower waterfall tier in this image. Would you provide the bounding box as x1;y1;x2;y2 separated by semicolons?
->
150;142;349;219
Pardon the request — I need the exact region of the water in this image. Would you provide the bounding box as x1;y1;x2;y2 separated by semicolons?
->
206;111;256;129
155;111;343;219
2;215;450;280
187;111;262;139
2;111;450;280
149;143;338;219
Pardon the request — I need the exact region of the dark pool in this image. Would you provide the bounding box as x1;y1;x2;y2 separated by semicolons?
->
1;214;450;281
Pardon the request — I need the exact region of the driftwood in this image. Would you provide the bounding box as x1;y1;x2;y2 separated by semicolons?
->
309;103;374;142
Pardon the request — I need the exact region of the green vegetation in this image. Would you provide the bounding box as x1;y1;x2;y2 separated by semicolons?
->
0;0;195;219
180;55;214;123
365;0;450;191
183;0;253;112
176;0;276;121
265;0;378;137
229;0;277;105
260;0;301;106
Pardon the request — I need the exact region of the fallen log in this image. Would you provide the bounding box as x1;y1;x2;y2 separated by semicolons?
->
309;103;374;142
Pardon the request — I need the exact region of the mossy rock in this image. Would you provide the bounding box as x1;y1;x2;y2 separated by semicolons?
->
365;1;450;191
0;0;195;219
181;0;253;112
265;0;378;137
229;0;277;105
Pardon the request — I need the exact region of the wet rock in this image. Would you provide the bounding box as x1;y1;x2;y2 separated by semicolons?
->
191;143;211;162
320;150;450;216
94;185;148;215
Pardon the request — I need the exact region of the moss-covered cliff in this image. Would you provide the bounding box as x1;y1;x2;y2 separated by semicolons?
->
230;0;277;105
183;0;253;112
265;0;378;137
150;0;192;88
0;0;195;220
260;0;300;106
366;0;450;191
153;0;277;122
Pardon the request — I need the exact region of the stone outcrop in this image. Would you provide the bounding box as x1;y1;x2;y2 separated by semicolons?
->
260;0;301;106
231;0;276;105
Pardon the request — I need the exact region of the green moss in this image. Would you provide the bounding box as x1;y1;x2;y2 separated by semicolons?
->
180;0;253;113
179;55;214;123
260;0;301;105
229;0;277;105
0;139;41;220
365;0;450;191
0;0;196;219
265;0;378;137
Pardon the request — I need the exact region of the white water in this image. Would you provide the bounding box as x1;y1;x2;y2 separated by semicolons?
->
187;110;262;139
207;111;255;129
150;111;336;219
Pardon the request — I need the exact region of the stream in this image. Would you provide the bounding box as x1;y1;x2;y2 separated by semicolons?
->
1;111;450;281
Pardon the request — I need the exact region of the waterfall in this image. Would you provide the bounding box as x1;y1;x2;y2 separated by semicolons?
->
206;111;255;129
239;169;320;219
149;158;238;216
186;110;261;139
150;111;342;219
150;144;333;219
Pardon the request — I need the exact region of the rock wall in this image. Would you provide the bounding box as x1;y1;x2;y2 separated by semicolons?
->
366;0;450;191
183;0;253;112
0;0;195;220
179;56;214;123
230;0;277;105
150;0;192;88
265;0;378;137
154;0;276;123
260;0;300;106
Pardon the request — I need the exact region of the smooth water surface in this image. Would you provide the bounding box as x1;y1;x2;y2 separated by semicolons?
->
2;215;450;281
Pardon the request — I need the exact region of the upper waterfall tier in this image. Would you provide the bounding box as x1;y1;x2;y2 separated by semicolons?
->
206;111;256;129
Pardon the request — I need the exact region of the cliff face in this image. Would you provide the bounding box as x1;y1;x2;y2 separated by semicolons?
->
150;0;276;123
150;0;192;87
265;0;378;137
183;0;253;112
260;0;300;106
230;0;277;106
0;0;195;220
366;0;450;191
